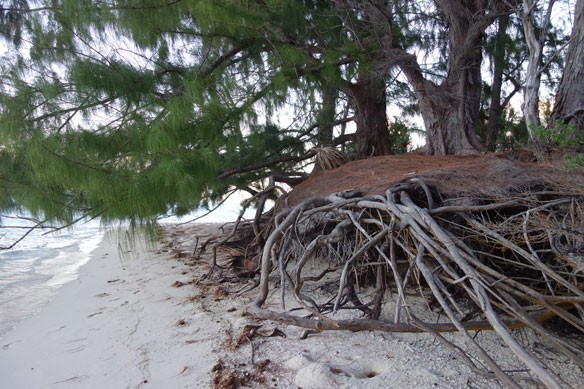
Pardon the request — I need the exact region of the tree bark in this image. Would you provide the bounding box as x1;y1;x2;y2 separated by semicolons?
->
485;14;510;151
412;77;484;155
396;0;489;155
519;0;557;141
316;84;337;146
349;75;392;157
550;0;584;132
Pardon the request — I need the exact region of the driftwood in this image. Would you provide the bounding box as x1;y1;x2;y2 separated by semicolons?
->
246;173;584;388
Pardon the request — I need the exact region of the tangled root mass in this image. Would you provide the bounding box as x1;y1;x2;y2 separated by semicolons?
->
214;154;584;388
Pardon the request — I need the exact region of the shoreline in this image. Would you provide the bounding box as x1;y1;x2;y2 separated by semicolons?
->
0;224;103;337
0;227;221;388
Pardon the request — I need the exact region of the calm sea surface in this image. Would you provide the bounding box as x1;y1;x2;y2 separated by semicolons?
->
0;197;254;337
0;217;103;336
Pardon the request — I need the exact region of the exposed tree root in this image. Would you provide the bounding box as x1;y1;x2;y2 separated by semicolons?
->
247;176;584;388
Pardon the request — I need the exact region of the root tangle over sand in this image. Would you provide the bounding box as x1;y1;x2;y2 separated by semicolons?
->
245;176;584;387
203;155;584;388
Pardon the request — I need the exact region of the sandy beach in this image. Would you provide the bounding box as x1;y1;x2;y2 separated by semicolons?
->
1;223;581;389
0;229;222;388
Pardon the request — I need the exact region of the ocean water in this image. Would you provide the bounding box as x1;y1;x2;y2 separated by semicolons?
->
0;216;104;336
0;195;257;337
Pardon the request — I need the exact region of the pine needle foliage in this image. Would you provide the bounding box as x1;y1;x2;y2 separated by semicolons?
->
0;1;356;227
0;0;497;227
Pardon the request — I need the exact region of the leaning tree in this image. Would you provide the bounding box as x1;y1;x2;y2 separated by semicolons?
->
0;0;491;230
0;0;395;231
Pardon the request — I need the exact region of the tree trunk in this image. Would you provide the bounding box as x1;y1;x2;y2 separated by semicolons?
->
349;76;392;157
485;14;510;151
520;0;557;140
550;0;584;132
316;85;337;146
413;78;484;155
398;1;487;155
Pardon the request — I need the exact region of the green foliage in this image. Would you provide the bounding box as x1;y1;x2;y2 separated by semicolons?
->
497;117;529;151
562;154;584;170
533;121;584;148
389;119;417;154
532;121;584;169
0;0;29;46
69;60;158;103
0;1;437;227
0;1;317;225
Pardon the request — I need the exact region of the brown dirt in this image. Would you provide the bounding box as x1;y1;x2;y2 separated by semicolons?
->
282;150;575;208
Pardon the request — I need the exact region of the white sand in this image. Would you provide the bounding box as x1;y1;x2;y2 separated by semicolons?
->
0;230;221;389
